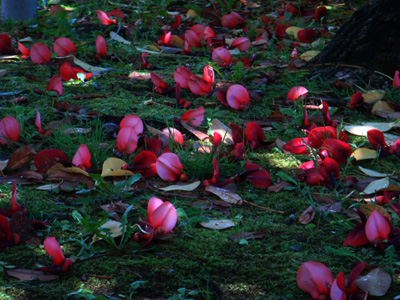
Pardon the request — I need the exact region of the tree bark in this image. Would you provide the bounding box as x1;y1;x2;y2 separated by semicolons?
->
311;0;400;76
1;0;37;21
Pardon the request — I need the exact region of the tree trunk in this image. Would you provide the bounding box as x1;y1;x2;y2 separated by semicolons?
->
1;0;37;21
311;0;400;76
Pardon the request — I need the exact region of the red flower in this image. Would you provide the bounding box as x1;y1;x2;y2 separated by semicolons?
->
46;75;63;96
40;237;73;273
274;24;291;40
367;129;389;152
0;182;20;217
229;37;250;51
243;162;271;188
181;106;204;126
226;84;250;110
120;115;143;134
0;33;13;54
132;151;157;178
53;37;75;57
287;86;308;104
148;197;177;235
229;122;244;144
156;153;183;181
96;10;117;25
188;75;212;96
0;116;20;146
0;215;20;248
393;70;400;87
174;66;193;89
35;110;50;136
171;15;181;29
330;272;346;300
322;101;337;127
95;35;107;58
320;138;351;164
203;65;215;85
116;127;138;155
72;144;91;170
107;9;124;21
297;28;317;43
203;157;219;186
141;52;152;69
212;47;231;67
349;92;364;110
308;126;347;149
185;30;201;48
150;71;168;94
190;24;214;40
284;137;309;154
365;209;391;247
60;62;92;82
245;122;265;149
160;127;184;146
296;261;333;299
18;43;30;59
221;12;245;28
34;149;68;173
30;43;51;65
315;6;328;20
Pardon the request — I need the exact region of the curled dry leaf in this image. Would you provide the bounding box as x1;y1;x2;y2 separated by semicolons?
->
159;181;201;192
101;157;133;177
200;219;235;230
210;119;233;144
7;269;59;281
205;186;243;205
351;148;378;161
354;267;391;296
358;166;391;178
6;145;36;171
298;205;315;225
98;220;123;238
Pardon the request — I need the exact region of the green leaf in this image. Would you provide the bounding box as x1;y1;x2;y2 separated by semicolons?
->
276;171;298;185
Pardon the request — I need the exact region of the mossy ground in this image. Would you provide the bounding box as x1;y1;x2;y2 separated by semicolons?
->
1;1;400;299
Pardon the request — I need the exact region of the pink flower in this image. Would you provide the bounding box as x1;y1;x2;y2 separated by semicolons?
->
40;237;73;273
297;261;333;299
156;153;183;181
72;144;91;170
147;197;177;235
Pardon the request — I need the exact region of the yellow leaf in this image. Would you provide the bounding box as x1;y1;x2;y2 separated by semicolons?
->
110;31;131;45
362;90;385;104
186;9;198;17
351;148;378;161
101;158;133;177
300;51;320;62
360;177;390;195
285;26;303;40
159;181;201;192
358;166;391;178
200;219;235;230
360;204;390;217
371;101;395;114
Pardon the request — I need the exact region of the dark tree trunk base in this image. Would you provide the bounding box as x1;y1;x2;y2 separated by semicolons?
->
311;0;400;84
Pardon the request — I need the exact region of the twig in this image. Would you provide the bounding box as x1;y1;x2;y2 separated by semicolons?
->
379;161;399;175
242;200;284;214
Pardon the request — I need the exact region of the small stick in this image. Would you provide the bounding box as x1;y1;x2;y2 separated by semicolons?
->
242;200;284;214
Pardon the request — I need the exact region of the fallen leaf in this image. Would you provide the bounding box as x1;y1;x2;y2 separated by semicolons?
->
285;26;303;40
210;119;233;144
358;166;391;178
63;128;91;134
299;50;320;61
371;101;394;114
159;181;201;192
6;145;36;171
200;219;235;230
354;267;391;296
110;31;131;45
298;205;315;224
360;177;390;195
205;186;243;205
268;181;292;192
99;220;123;238
7;269;59;281
362;90;385;104
344;123;394;135
36;183;61;191
351;148;378;161
360;204;390;217
229;232;266;241
0;171;43;184
180;121;210;142
101;157;133;177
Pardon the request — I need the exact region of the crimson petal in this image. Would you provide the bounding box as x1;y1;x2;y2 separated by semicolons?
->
30;43;51;65
296;261;333;299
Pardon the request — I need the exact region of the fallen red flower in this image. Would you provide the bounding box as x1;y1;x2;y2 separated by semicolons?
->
141;52;152;69
40;237;73;273
160;127;184;146
203;65;215;85
203;157;219;186
156;153;183;181
95;35;107;59
307;126;348;149
212;47;231;67
229;37;250;51
174;66;194;89
229;122;244;144
34;149;68;173
171;15;181;29
393;70;400;87
226;84;250;110
116;127;138;155
0;182;20;217
150;71;169;94
315;6;328;20
287;86;308;104
107;9;124;21
367;129;390;153
297;28;317;43
349;92;364;110
365;209;391;248
60;62;92;82
190;24;214;40
30;43;51;65
245;122;265;150
72;144;91;170
181;106;204;126
330;272;346;300
0;33;13;54
221;12;245;28
53;37;75;57
242;162;271;188
296;261;333;299
319;138;351;164
185;30;201;48
322;101;337;127
132;150;157;178
46;75;63;96
18;43;30;59
96;10;117;25
35;110;50;136
284;137;309;154
120;115;143;134
0;116;20;146
188;75;212;96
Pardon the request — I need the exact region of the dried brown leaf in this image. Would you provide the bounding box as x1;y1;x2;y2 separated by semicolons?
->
7;145;36;171
298;205;315;225
7;269;59;281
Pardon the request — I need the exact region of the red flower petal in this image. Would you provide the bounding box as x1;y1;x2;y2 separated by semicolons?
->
217;89;228;106
185;30;201;48
229;122;244;144
297;28;317;43
18;43;30;59
315;6;328;20
43;237;65;266
72;144;91;170
0;33;12;54
212;47;231;67
171;15;181;29
308;126;347;149
46;75;63;96
343;223;369;246
320;138;351;164
322;101;336;127
287;86;308;103
221;12;245;28
190;24;214;40
156;153;183;181
181;106;204;126
367;129;387;151
30;43;51;65
188;75;212;96
34;149;68;173
96;10;117;25
296;261;333;299
230;37;250;51
96;35;107;58
0;116;20;146
317;158;340;184
244;162;271;188
204;157;219;186
35;110;50;135
60;62;86;82
53;37;75;57
226;84;249;110
174;66;193;89
107;9;124;21
203;65;215;84
133;150;157;178
120;115;143;134
349;92;364;110
365;209;391;247
150;71;167;90
213;132;222;152
393;70;400;87
160;127;184;146
116;127;138;155
283;137;309;154
245;122;265;149
330;272;346;300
